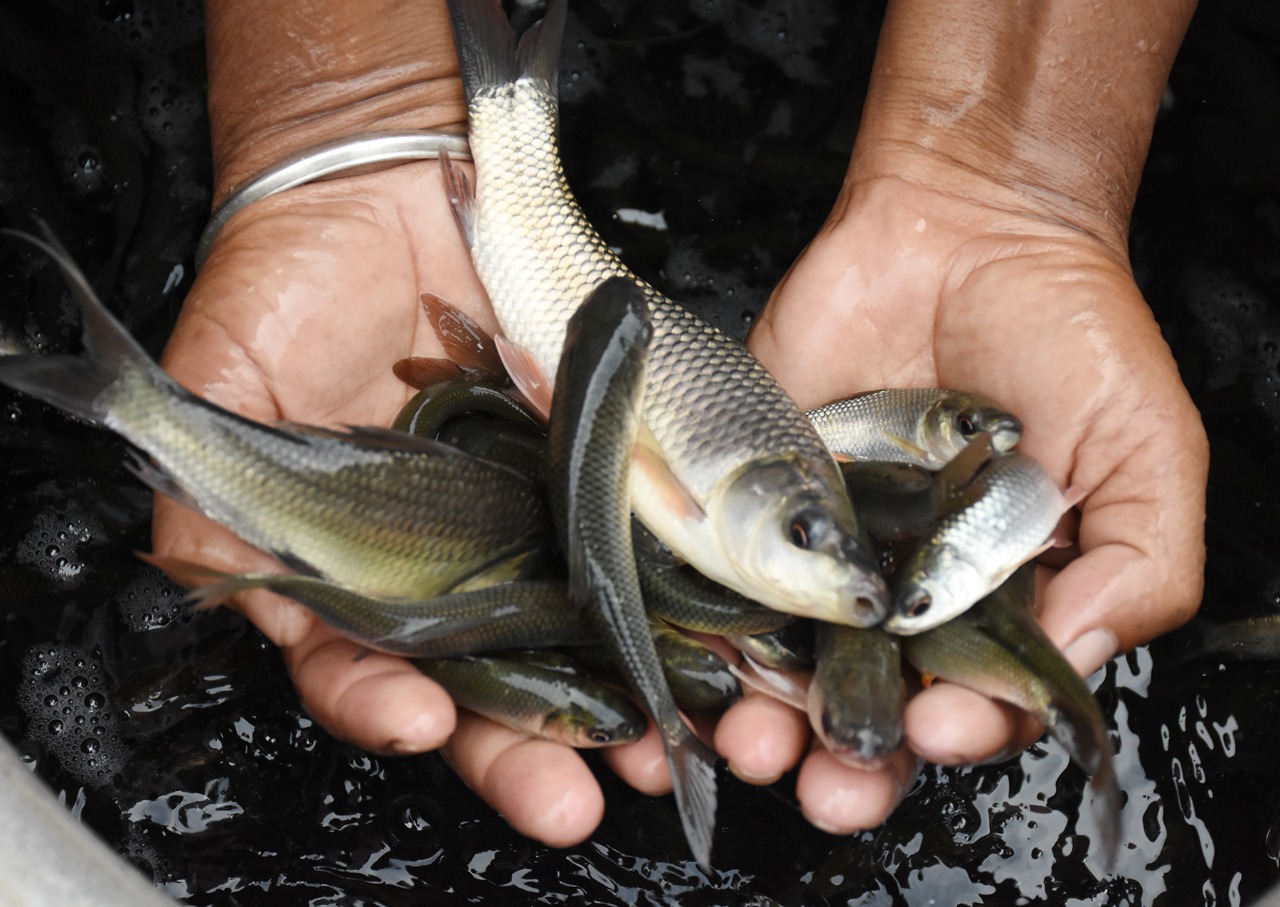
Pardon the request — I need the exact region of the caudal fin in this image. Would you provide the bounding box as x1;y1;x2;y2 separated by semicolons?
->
1046;693;1121;869
665;728;719;871
0;226;155;422
446;0;565;102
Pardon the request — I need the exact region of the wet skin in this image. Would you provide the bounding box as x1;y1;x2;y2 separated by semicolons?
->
156;0;1206;847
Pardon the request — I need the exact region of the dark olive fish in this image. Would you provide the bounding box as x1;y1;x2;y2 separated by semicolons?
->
0;229;550;601
546;277;717;868
144;553;582;659
725;620;817;672
393;377;540;439
902;565;1120;866
807;623;906;770
416;654;647;748
807;388;1022;468
633;524;793;637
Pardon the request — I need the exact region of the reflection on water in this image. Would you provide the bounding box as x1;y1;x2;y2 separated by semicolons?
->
2;0;1280;903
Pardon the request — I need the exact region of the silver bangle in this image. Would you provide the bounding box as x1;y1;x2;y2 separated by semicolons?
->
195;130;472;269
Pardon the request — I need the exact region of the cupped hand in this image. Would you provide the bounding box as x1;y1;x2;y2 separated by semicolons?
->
727;173;1208;833
154;163;629;847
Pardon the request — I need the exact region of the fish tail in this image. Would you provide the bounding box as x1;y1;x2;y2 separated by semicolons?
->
135;551;263;611
0;225;158;422
665;727;718;871
447;0;564;102
1045;695;1121;868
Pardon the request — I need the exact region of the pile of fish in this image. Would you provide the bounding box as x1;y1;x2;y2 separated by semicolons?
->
0;0;1119;872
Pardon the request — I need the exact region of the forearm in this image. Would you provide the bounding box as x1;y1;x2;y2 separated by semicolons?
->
848;0;1197;250
204;0;463;204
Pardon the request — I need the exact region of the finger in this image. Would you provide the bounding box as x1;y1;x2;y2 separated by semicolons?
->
284;631;457;755
903;681;1042;766
714;689;810;785
795;742;919;834
600;720;674;796
444;710;605;848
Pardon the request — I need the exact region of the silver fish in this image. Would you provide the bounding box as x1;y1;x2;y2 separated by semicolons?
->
887;446;1069;634
807;388;1022;468
0;229;549;600
444;0;886;628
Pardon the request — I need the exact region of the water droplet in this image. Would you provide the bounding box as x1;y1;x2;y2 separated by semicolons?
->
85;692;105;711
80;737;100;755
48;719;64;735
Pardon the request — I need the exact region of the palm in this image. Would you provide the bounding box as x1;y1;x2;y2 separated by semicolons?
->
741;178;1206;828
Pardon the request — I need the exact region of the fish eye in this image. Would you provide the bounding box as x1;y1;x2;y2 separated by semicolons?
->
906;591;932;617
589;728;614;745
789;517;811;549
957;413;978;436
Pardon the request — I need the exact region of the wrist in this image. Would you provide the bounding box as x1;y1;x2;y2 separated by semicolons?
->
844;0;1195;252
204;0;464;205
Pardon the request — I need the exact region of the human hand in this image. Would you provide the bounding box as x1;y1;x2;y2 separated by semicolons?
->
728;168;1208;833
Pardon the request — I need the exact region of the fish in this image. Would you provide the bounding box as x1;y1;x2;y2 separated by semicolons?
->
807;623;906;770
444;0;887;628
902;565;1120;866
0;228;552;601
141;553;583;659
416;653;647;748
725;620;817;671
807;388;1022;468
545;276;717;868
887;446;1071;635
633;524;793;637
392;376;540;439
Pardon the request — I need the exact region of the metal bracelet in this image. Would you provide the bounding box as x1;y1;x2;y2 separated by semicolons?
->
194;130;472;269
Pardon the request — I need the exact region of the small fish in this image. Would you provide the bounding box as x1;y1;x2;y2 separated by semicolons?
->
416;654;647;748
445;0;887;628
393;377;540;439
0;228;552;601
807;388;1022;468
725;620;816;672
807;623;906;770
902;565;1120;866
142;553;583;659
634;524;793;637
435;416;549;484
887;445;1070;635
546;277;717;868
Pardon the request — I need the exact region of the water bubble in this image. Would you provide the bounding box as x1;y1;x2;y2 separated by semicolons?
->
81;738;100;755
49;719;64;735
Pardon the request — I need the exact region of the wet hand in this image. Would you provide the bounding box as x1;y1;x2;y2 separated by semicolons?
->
737;175;1208;833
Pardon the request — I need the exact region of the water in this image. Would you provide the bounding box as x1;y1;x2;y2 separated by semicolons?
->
2;0;1280;903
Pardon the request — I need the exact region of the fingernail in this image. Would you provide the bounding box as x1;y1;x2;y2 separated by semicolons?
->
729;762;781;786
1063;627;1120;678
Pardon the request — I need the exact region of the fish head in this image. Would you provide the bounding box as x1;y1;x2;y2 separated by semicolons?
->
922;393;1023;462
542;701;648;749
886;543;989;634
713;458;889;627
808;681;903;772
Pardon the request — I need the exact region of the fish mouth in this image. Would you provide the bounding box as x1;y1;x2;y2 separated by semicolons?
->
839;573;890;628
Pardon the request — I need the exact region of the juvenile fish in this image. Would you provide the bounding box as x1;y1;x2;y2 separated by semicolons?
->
0;229;551;601
416;654;647;748
143;553;582;659
888;447;1070;635
445;0;886;628
902;566;1120;865
808;623;906;770
808;388;1021;468
546;277;717;868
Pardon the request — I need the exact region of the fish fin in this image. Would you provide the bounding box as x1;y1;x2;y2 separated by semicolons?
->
632;424;706;523
728;658;809;711
0;225;160;422
495;335;553;422
124;450;203;511
832;452;854;464
446;0;519;104
135;551;273;611
1044;696;1120;869
935;431;995;489
884;432;930;463
439;148;476;247
393;356;465;390
419;292;506;380
666;727;719;870
515;0;566;96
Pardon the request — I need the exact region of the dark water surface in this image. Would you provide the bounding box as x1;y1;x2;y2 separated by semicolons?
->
2;0;1279;904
